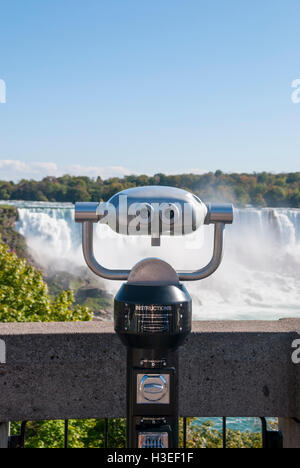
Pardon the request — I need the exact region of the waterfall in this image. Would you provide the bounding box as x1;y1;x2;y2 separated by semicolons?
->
2;200;300;320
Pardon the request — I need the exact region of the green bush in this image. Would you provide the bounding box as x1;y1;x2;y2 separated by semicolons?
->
0;239;92;323
11;419;126;449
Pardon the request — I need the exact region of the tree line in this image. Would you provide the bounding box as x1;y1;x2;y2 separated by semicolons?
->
0;171;300;207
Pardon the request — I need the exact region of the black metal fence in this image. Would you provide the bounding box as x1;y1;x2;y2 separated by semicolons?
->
8;417;283;449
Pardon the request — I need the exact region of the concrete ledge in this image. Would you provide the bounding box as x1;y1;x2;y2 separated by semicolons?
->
0;319;299;421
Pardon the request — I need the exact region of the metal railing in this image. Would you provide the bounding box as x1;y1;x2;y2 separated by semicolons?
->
8;417;283;449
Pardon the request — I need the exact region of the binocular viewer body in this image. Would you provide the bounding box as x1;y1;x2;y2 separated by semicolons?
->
75;185;233;242
75;185;233;282
75;185;234;448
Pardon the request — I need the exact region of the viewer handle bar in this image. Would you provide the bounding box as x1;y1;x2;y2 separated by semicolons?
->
82;222;130;281
81;220;225;282
177;222;224;281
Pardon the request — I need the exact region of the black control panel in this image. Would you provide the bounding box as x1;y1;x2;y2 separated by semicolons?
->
114;283;192;349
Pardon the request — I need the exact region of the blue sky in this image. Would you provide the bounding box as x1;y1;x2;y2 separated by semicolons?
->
0;0;299;180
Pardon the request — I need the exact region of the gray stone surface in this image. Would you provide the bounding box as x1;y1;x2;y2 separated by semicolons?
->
0;422;9;448
279;418;300;448
0;319;299;421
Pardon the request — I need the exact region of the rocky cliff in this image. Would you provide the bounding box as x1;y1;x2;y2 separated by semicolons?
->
0;205;30;259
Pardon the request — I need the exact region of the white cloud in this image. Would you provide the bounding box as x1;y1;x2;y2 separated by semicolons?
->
31;162;59;173
0;160;31;173
0;160;133;181
64;164;132;179
0;79;6;104
0;159;208;182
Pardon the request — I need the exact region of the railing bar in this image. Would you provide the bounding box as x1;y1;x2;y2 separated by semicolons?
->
64;420;69;449
222;417;227;449
260;417;267;449
104;418;108;448
183;417;187;448
20;421;27;449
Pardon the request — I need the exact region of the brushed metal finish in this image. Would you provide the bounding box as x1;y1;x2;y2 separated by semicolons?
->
128;258;179;285
137;374;169;404
205;203;233;224
75;202;100;223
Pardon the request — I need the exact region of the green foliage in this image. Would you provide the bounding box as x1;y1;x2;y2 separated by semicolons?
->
0;239;92;323
1;171;300;207
11;419;126;449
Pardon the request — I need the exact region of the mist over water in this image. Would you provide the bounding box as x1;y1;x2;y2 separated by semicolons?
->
5;200;300;321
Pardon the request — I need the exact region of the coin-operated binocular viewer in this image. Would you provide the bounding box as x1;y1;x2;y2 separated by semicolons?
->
75;186;233;448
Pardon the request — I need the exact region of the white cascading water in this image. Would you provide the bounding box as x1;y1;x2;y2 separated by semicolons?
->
4;200;300;321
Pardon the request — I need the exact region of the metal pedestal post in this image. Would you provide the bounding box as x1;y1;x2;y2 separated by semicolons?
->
127;347;179;448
